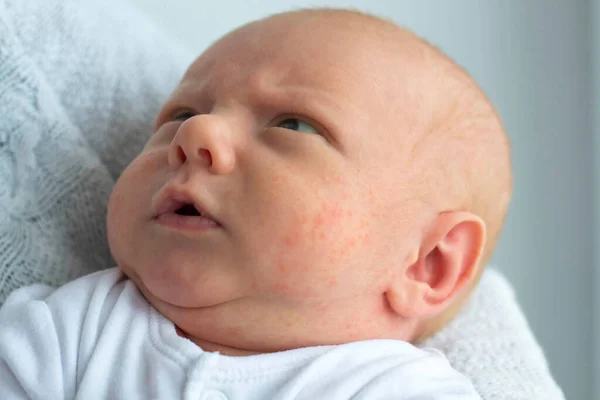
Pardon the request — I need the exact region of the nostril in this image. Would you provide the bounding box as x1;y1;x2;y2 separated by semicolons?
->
176;147;186;163
198;149;212;166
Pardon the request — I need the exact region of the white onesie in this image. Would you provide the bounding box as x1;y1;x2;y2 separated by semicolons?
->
0;268;480;399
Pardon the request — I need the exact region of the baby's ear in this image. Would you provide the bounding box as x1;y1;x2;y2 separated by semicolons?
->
386;212;486;319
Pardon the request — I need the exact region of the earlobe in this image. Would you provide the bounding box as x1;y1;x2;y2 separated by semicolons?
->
385;212;485;319
385;277;430;319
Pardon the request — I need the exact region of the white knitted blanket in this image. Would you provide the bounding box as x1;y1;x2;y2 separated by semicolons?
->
0;0;564;398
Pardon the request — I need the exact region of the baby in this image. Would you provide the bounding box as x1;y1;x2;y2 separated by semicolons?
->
0;8;511;399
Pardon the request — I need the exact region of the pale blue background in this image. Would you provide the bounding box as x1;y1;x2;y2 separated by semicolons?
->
126;1;595;399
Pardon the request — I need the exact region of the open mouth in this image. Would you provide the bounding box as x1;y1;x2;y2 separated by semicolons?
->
174;203;202;217
154;189;220;230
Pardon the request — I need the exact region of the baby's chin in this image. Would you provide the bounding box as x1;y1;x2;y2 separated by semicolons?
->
118;259;240;309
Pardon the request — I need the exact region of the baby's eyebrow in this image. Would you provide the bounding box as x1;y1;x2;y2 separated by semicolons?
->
158;81;214;119
258;85;346;126
172;79;211;103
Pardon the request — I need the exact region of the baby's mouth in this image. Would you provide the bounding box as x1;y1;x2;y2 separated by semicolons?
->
154;190;220;229
174;203;203;217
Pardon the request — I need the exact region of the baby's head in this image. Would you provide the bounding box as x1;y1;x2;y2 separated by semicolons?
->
107;9;511;355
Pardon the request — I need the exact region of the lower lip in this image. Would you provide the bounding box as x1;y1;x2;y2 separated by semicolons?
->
155;213;220;230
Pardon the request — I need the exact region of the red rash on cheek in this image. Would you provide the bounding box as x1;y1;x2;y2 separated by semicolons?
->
310;203;344;240
273;187;376;301
283;231;302;247
278;263;288;272
314;301;332;315
270;172;288;190
279;199;374;266
276;282;291;292
281;212;310;248
313;213;326;229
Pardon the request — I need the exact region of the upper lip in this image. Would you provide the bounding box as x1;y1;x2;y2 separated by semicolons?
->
153;186;219;223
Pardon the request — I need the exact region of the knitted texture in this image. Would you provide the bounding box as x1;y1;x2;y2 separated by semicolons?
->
0;0;564;398
422;269;564;399
0;0;189;301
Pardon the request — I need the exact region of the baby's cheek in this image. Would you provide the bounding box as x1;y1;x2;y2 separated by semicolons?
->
277;199;372;279
312;202;372;264
107;179;134;238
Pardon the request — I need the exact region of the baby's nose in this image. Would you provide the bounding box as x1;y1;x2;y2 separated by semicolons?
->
168;115;235;175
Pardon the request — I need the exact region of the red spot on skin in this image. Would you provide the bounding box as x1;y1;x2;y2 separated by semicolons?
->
313;212;326;229
278;263;288;272
315;306;325;314
298;214;309;226
277;282;291;292
271;175;282;188
344;238;357;250
328;277;338;287
138;153;155;169
283;231;302;247
328;204;344;221
226;326;243;337
333;175;344;184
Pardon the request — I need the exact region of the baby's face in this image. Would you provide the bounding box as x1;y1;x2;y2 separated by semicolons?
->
108;14;431;353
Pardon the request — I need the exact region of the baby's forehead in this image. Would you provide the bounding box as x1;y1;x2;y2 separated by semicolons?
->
178;17;436;116
171;13;472;152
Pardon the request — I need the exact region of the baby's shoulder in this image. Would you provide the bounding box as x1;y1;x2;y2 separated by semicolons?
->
0;267;143;345
2;267;128;312
314;340;479;398
335;339;446;364
0;270;150;397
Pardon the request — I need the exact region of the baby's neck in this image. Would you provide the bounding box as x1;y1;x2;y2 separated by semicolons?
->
175;325;262;356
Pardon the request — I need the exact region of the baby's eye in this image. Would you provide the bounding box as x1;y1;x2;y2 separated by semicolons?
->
172;111;196;122
276;118;319;134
